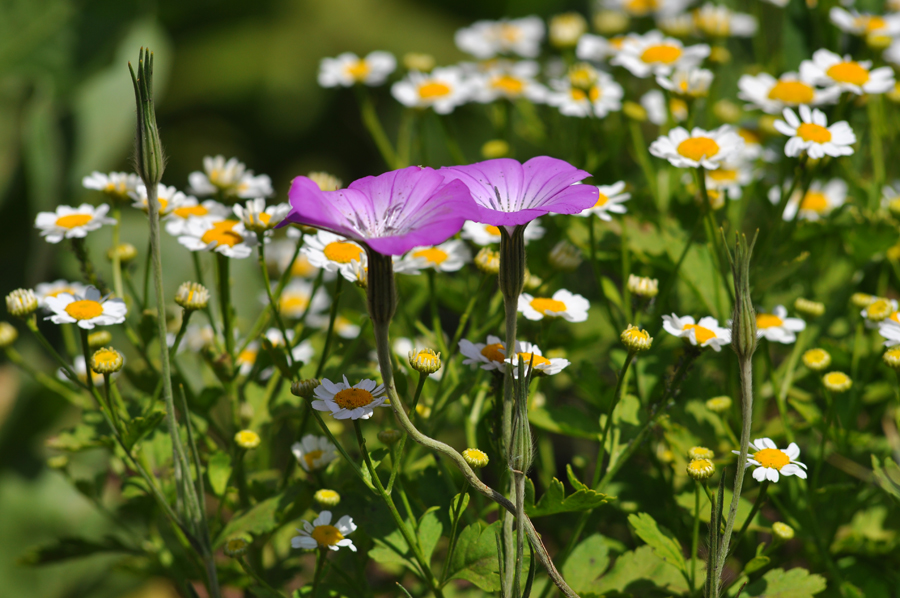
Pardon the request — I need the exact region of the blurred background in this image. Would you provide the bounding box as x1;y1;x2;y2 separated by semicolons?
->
0;0;582;595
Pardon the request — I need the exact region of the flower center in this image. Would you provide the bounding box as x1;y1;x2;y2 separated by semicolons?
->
237;349;257;365
323;241;363;264
498;23;522;42
756;313;784;328
491;75;525;95
280;295;309;315
104;181;127;195
707;169;738;182
56;214;93;229
201;220;243;247
569;67;595;88
64;299;104;320
676;137;720;161
625;0;658;15
738;128;761;145
796;123;832;143
806;349;828;365
333;388;374;409
754;448;790;470
767;80;815;104
173;205;209;219
93;348;119;366
858;15;886;32
824;372;849;386
588;86;600;102
346;60;370;80
418;81;452;100
480;343;506;363
800;191;829;212
311;524;344;547
826;61;869;86
570;88;587;101
412;247;449;265
594;193;609;207
640;44;683;64
682;323;716;343
516;352;551;367
530;298;567;315
292;256;316;277
867;299;892;319
303;449;324;470
484;225;501;236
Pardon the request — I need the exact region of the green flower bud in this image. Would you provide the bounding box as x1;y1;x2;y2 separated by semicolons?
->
725;232;758;361
129;48;165;187
314;488;341;507
377;429;402;445
87;330;112;348
463;448;490;468
6;289;38;318
0;322;18;348
291;378;321;399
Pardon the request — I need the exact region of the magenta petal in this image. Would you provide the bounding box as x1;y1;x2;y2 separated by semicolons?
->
284;177;371;241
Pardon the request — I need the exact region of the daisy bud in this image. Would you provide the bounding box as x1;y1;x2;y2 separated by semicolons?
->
351;262;368;289
822;371;852;393
474;247;501;275
623;101;648;122
107;243;138;264
593;10;629;35
867;32;893;50
549;12;587;48
883;347;900;370
620;325;652;352
307;171;342;191
408;348;442;375
725;232;757;362
0;322;18;348
771;522;795;541
129;48;165;187
291;378;321;399
713;100;741;124
889;83;900;104
175;282;210;311
90;347;124;375
802;348;831;371
850;292;876;308
688;446;714;460
709;46;731;64
705;396;732;413
314;488;342;507
377;429;402;445
794;297;825;318
402;52;435;72
463;448;490;469
6;289;38;318
549;240;583;272
87;330;112;348
481;140;510;159
686;458;715;481
235;429;261;449
47;455;69;469
863;298;893;322
627;274;659;299
224;536;251;557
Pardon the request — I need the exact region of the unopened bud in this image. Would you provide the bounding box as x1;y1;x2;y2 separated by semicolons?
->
884;347;900;369
224;536;251;557
713;100;741;124
726;232;758;361
475;247;501;275
481;140;510;159
47;455;69;469
6;289;38;318
621;325;652;352
91;347;124;374
688;446;714;460
627;274;659;298
307;171;342;191
593;10;629;35
623;101;647;122
802;348;831;371
706;396;732;413
87;330;112;348
378;429;402;445
850;292;876;308
408;348;442;375
822;371;852;393
549;12;587;48
771;522;794;540
235;429;261;449
686;458;715;481
175;282;210;311
403;52;435;72
0;322;18;348
794;297;825;318
313;488;341;507
549;240;583;271
291;378;321;399
129;48;165;187
709;46;731;64
463;448;490;468
107;243;138;264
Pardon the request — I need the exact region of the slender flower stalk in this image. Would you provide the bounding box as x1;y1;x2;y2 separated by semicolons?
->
315;276;344;378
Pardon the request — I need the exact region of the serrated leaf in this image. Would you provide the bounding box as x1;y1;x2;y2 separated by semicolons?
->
45;422;107;452
566;463;588;491
443;521;502;591
591;546;691;595
207;451;232;496
525;477;608;518
19;535;137;565
417;508;443;564
744;555;771;575
121;410;165;451
562;534;611;593
741;568;827;597
370;525;418;575
627;512;686;573
529;405;602;439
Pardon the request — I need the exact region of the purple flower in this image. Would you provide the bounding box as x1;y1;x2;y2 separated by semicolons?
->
440;156;598;227
284;166;477;256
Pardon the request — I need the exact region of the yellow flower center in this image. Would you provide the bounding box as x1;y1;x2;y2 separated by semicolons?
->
804;349;829;366
418;81;452;100
516;352;551;367
346;60;370;80
826;61;869;86
412;247;449;265
640;44;683;65
56;214;93;229
824;372;850;386
93;348;119;366
104;181;127;195
858;15;887;32
707;169;738;182
484;225;501;236
756;313;784;328
570;88;587;101
867;299;892;320
530;298;567;315
480;343;506;363
311;524;344;547
291;255;316;277
46;288;75;298
682;323;716;344
280;295;309;315
64;299;104;320
688;458;714;473
333;387;374;409
569;67;595;88
594;193;609;207
796;123;832;143
491;74;525;95
303;449;324;470
754;448;790;470
498;23;522;42
237;348;257;365
323;241;363;264
201;220;243;247
800;191;829;212
767;80;815;104
173;205;209;219
236;430;259;446
677;137;720;161
737;128;761;145
625;0;659;15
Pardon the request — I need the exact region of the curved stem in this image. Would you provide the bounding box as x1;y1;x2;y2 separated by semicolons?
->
111;206;125;299
315;275;344;378
216;253;235;362
257;239;294;368
730;480;769;552
310;548;328;598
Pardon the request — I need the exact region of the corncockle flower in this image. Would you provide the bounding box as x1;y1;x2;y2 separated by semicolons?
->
188;155;273;199
505;341;570;377
692;3;758;38
649;126;745;169
454;17;545;59
391;67;472;114
656;68;714;98
82;171;141;202
130;184;189;216
576;181;630;220
462;220;545;246
291;434;338;472
738;72;839;114
312;375;388;420
735;438;807;482
611;30;710;78
397;239;471;274
830;8;900;37
547;66;624;118
769;178;847;221
292;511;357;552
164;198;230;236
800;49;895;96
518;289;590;322
641;90;687;125
45;286;127;330
178;217;258;259
662;314;732;352
35;204;116;244
774;106;856;159
471;60;548;104
234;198;290;233
34;280;87;310
318;51;396;87
459;334;512;372
756;305;806;343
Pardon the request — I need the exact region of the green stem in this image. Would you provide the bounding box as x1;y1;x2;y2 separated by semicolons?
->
111;206;125;299
594;351;635;487
217;253;235;362
691;482;701;592
257;239;294;367
764;342;795;444
25;319;86;390
169;310;193;361
649;215;706;335
3;346;86;406
440;483;469;584
427;270;449;356
307;402;372;489
78;329;95;395
730;480;769;552
315;275;344;378
310;548;328;598
628;119;658;205
868;95;885;212
356;87;398;169
387;373;427;494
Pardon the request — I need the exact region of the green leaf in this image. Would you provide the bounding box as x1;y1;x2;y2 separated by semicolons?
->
744;555;771;575
562;534;611;593
417;508;443;564
207;451;232;496
121;410;165;451
675;489;757;527
591;546;691;596
443;521;502;591
600;276;624;310
627;512;686;573
872;455;900;501
215;485;303;546
529;405;602;439
19;535;137;565
45;422;108;452
360;447;389;487
740;568;827;597
525;476;608;518
788;398;821;425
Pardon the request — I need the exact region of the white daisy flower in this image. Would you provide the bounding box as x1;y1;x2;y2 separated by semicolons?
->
774;105;855;160
546;67;624;118
302;230;366;279
263;328;315;364
575;34;614;62
641;90;687;125
188;155;273;199
735;438;807;483
884;40;900;68
756;305;806;344
459;334;511;372
34;280;87;309
692;3;758;38
312;375;388;420
470;60;548;103
236;342;259;376
391;67;471;114
505;341;570;377
611;30;710;78
291;434;339;472
45;286;127;330
656;68;714;98
518;289;590;322
829;8;900;37
267;239;319;279
60;356;105;387
396;239;472;274
178;218;257;259
233;198;290;234
800;49;895;96
291;511;357;552
656;12;694;38
662;314;732;351
704;160;753;200
649;125;745;169
455;17;545;59
318;51;397;87
737;72;840;114
735;128;764;161
129;184;189;216
274;279;329;320
576;181;630;220
769;178;848;222
878;319;900;347
164;198;230;236
861;298;899;326
307;312;362;339
82;171;140;201
461;219;545;246
35;204;116;244
603;0;692;18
